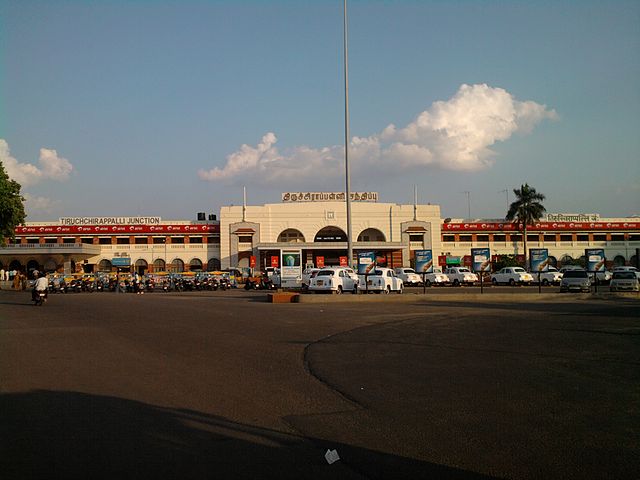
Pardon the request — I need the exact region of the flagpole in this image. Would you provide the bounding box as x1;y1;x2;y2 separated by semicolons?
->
344;0;353;267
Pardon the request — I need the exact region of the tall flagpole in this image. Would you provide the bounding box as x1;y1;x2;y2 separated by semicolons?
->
344;0;353;267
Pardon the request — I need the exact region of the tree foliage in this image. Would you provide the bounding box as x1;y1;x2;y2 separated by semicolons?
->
505;183;546;266
0;161;26;245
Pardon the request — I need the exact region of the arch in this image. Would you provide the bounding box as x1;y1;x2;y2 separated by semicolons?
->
548;256;558;267
169;258;185;273
559;254;573;266
27;259;40;275
207;258;221;271
314;226;347;242
134;259;148;275
613;255;626;267
9;260;23;272
43;258;57;272
357;228;386;242
277;228;305;243
189;258;203;271
98;259;112;272
153;259;166;272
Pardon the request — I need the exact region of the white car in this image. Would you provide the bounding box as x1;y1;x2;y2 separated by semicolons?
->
533;266;563;286
612;266;640;280
443;267;478;286
491;267;535;286
422;268;450;287
609;271;640;292
309;267;359;294
359;268;403;294
301;268;321;290
394;267;422;286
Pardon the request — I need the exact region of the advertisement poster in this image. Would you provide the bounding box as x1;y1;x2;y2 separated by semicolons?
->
249;256;256;268
414;250;434;273
585;248;606;272
358;251;377;275
471;248;491;272
529;249;550;272
280;250;302;287
271;256;279;268
316;256;325;268
339;256;348;267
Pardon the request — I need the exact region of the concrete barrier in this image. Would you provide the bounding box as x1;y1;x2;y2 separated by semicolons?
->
267;292;300;303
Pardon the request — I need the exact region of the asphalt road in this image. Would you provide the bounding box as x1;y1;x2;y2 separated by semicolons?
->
1;289;638;479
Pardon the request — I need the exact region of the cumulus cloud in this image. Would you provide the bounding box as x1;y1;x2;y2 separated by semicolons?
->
23;193;61;215
0;139;74;186
198;84;558;184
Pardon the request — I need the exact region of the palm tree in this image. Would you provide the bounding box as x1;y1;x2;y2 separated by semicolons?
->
506;183;546;267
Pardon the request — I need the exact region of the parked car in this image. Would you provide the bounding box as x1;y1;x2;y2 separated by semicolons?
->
301;267;320;290
491;267;534;286
612;266;640;280
443;267;478;286
609;271;640;292
359;268;403;294
394;267;422;286
309;267;358;294
588;270;613;284
533;266;563;286
422;268;450;287
559;269;591;293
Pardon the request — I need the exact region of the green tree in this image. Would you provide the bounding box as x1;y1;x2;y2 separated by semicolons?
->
505;183;546;268
0;161;26;246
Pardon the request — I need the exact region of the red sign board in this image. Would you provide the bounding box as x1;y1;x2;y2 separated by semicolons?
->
316;256;325;268
249;256;256;268
15;224;220;235
271;256;279;268
442;221;639;232
463;255;472;267
339;256;348;267
438;255;447;266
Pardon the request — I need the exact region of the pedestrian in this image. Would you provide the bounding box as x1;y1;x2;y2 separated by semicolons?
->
13;272;21;290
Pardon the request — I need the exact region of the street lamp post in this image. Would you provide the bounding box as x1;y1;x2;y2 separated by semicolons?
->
343;0;353;267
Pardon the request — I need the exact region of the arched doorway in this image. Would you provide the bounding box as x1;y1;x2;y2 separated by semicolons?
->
357;228;385;242
189;258;203;271
613;255;626;267
27;259;40;276
277;229;305;243
44;258;57;272
314;226;347;242
207;258;221;271
9;260;23;272
548;256;558;267
135;259;148;275
153;259;166;272
98;259;112;272
169;258;185;273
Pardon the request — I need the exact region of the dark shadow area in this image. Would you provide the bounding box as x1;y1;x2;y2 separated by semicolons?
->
1;390;500;480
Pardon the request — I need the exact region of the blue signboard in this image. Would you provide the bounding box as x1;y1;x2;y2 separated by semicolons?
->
357;251;376;275
414;250;434;273
111;257;131;267
530;248;550;272
471;248;491;272
585;248;605;272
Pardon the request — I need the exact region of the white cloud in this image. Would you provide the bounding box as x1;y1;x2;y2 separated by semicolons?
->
24;193;61;215
199;83;558;184
0;139;74;186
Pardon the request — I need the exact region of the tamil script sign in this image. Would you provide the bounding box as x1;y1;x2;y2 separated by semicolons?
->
282;192;378;202
545;213;600;222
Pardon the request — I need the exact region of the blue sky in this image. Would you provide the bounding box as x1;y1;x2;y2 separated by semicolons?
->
1;0;639;221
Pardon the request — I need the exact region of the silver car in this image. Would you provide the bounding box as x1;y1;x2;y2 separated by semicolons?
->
560;269;591;293
609;271;640;292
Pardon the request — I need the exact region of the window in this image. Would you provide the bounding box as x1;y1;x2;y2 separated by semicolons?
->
171;236;185;244
611;234;625;241
189;236;203;244
153;237;166;244
135;237;147;245
527;235;539;242
81;237;94;244
544;234;556;242
493;234;506;242
459;235;472;242
44;237;57;244
510;234;522;241
443;235;455;243
409;234;424;242
207;236;220;244
116;237;129;245
99;237;112;245
477;235;489;242
560;234;572;242
593;234;607;241
238;236;252;244
576;234;589;242
62;237;75;244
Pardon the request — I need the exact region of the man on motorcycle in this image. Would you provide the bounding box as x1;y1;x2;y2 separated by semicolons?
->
32;272;49;302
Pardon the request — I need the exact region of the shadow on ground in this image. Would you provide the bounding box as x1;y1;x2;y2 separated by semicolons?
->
1;390;499;480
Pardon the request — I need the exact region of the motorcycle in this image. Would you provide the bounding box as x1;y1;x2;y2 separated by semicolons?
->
33;290;47;306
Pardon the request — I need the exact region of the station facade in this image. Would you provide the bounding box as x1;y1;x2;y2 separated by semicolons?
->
1;194;639;274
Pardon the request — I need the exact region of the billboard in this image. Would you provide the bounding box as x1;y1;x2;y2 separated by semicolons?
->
585;248;606;272
414;250;433;273
270;256;279;268
339;256;348;267
471;248;491;272
357;251;377;275
111;257;131;267
316;256;325;268
280;249;302;287
530;248;550;272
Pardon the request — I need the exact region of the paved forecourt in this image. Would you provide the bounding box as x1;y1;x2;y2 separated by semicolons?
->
0;289;638;479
